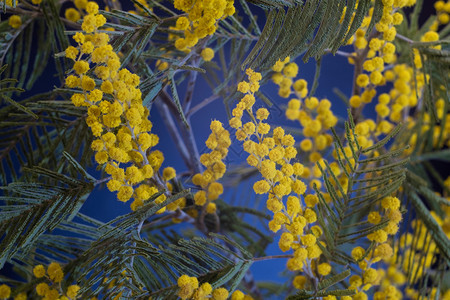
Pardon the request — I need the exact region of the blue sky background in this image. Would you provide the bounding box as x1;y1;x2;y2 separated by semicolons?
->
0;0;440;295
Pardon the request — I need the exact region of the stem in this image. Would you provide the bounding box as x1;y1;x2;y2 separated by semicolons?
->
161;90;203;174
252;254;294;262
154;98;193;171
94;176;112;186
324;48;355;58
182;58;200;113
161;13;188;24
187;94;220;118
396;33;414;44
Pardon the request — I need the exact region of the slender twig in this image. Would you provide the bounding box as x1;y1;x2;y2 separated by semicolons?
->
154;98;193;171
187;94;221;118
182;58;200;113
160;13;188;24
396;33;414;44
324;48;355;58
252;254;294;262
160;89;202;174
94;176;112;186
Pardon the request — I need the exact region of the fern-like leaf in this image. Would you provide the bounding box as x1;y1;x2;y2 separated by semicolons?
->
243;0;373;71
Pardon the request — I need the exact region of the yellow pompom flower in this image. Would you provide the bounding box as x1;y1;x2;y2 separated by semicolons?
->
349;95;362;108
351;246;365;261
381;196;400;210
300;139;313;151
356;74;369;87
253;180;270;194
86;1;99;14
283;62;299;78
163;167;176;181
14;292;27;300
301;234;316;247
307;244;322;259
0;284;11;299
256;108;269;120
231;290;245;300
317;263;332;276
65;75;80;88
367;229;388;243
206;202;217;214
237;81;250;94
176;16;190;30
73;61;90;74
304;194;319;207
81;76;96;91
370;71;383;85
201;47;214;61
66;285;80;298
212;288;229;300
363;268;378;284
65;8;81;22
81;41;95;54
74;0;88;9
194;190;207;205
36;282;50;296
47;262;64;283
8;15;22;29
33;264;46;278
368;211;381;224
65;46;79;60
117;185;134;202
349;275;362;288
278;232;294;252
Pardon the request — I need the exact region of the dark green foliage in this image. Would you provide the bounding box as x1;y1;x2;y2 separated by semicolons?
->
287;269;355;300
0;96;94;184
99;9;160;67
0;164;93;268
243;0;373;71
313;114;407;265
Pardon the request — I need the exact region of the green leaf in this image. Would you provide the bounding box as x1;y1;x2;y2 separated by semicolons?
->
0;168;92;267
1;95;37;119
407;188;450;262
317;269;351;290
244;0;374;70
169;73;189;129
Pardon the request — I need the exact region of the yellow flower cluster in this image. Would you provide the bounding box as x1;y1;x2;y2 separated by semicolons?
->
402;205;449;278
192;120;230;214
176;275;252;300
372;63;422;123
352;0;414;91
271;57;301;98
173;0;235;51
432;0;450;28
22;263;81;300
366;201;450;300
344;195;402;298
345;0;449;154
280;78;339;192
66;2;175;211
347;0;417;123
64;0;88;23
272;61;338;171
5;0;41;27
376;29;449;151
231;69;331;282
